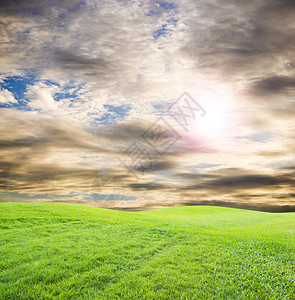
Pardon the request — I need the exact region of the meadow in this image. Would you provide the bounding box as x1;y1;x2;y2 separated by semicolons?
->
0;203;294;299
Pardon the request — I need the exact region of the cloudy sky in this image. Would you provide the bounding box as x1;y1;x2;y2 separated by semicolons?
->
0;0;295;211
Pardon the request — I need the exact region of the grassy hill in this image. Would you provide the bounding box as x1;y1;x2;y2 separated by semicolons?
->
0;203;294;299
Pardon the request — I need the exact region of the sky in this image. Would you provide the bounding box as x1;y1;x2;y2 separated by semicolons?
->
0;0;295;211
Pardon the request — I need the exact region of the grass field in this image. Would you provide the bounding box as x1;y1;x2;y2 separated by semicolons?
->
0;203;294;299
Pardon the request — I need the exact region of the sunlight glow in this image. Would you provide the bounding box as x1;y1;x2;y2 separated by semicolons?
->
190;101;231;141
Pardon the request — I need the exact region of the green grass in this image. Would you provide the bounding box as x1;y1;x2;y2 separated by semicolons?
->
0;203;295;299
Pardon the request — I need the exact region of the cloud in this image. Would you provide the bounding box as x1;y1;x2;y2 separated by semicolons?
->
54;50;115;76
0;0;295;211
129;182;167;191
180;0;295;96
195;174;293;192
251;76;295;95
0;88;17;104
26;83;58;111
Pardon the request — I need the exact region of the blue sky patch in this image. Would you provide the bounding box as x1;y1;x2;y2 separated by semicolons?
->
153;24;170;39
1;76;35;101
246;131;273;143
96;104;131;125
156;1;177;10
146;1;177;16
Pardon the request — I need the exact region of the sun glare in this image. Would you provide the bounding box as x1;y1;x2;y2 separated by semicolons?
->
190;102;230;140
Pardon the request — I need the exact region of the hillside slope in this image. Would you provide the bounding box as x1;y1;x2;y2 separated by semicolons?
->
0;203;294;299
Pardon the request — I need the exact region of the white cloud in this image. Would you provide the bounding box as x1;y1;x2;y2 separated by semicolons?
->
0;88;17;104
26;83;58;111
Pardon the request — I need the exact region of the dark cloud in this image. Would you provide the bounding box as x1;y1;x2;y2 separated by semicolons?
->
0;0;81;16
184;174;294;192
148;160;176;172
0;0;42;15
251;76;295;95
0;123;107;154
174;173;220;181
0;137;42;149
100;122;149;141
233;193;268;199
54;50;117;77
279;165;295;170
129;182;167;191
181;0;295;100
0;109;183;197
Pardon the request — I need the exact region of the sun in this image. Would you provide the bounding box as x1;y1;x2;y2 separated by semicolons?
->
190;102;229;139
